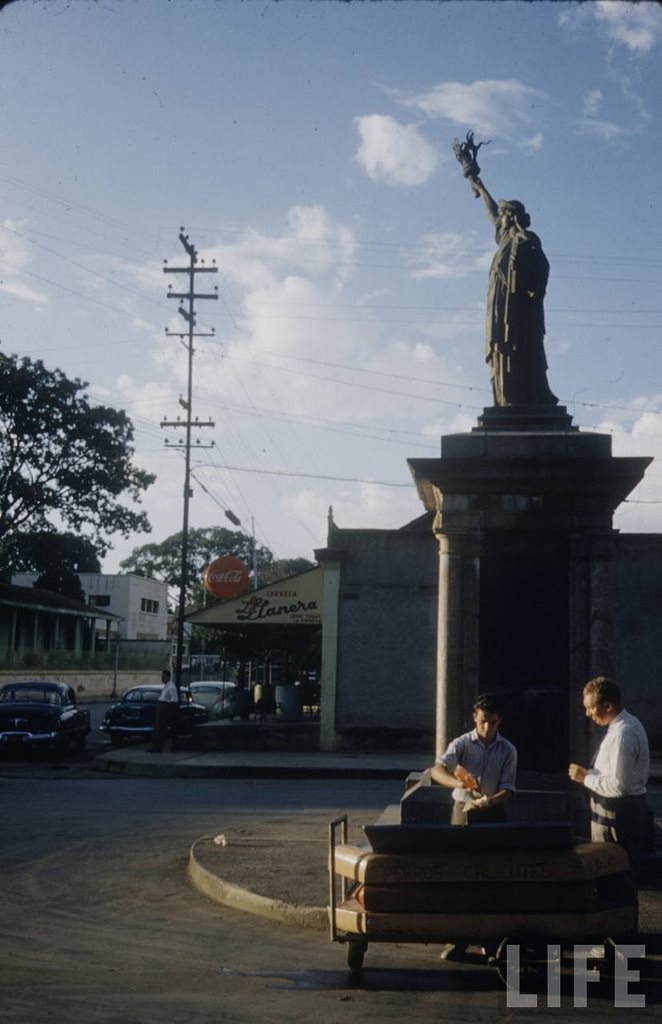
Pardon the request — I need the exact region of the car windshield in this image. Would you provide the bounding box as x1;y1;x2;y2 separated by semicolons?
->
123;689;159;703
0;687;60;705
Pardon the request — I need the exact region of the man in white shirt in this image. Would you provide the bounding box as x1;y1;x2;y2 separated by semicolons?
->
150;669;179;753
569;676;650;862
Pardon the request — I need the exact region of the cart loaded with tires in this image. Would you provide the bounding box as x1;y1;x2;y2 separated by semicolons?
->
328;788;638;984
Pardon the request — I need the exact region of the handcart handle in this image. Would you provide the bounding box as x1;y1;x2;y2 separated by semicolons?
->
328;815;348;941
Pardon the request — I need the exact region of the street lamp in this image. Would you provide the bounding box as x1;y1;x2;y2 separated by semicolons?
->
225;510;258;590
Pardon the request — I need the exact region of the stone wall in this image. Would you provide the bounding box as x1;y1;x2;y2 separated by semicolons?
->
324;525;662;755
332;525;437;746
0;670;158;700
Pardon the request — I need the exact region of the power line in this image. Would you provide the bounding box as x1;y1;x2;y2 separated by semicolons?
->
194;461;414;488
215;347;662;421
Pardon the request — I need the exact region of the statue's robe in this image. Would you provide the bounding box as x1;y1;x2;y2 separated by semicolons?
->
485;229;557;407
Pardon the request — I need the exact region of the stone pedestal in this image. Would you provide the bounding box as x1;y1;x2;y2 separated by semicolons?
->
409;417;651;771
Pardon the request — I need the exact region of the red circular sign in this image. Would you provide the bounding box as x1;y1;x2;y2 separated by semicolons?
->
203;555;250;599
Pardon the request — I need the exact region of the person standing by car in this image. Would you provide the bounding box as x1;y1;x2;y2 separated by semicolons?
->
150;669;179;753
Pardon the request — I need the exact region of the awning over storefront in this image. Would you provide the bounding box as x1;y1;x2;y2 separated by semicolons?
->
186;568;323;627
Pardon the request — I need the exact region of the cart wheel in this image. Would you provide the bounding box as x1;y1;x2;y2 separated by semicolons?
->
492;936;549;990
600;937;620;977
347;941;367;972
491;936;511;986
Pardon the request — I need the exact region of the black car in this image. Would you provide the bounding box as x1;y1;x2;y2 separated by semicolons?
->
100;685;209;746
0;680;91;754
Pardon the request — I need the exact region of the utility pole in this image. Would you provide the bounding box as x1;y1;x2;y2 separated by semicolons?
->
162;228;218;691
225;509;258;590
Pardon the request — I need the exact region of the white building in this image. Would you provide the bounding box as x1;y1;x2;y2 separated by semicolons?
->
12;573;168;642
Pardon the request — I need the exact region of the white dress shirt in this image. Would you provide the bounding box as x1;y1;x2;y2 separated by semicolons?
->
584;709;650;799
158;680;179;703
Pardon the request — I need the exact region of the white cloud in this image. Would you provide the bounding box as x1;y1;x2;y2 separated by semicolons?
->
296;480;420;538
594;1;662;55
575;117;626;143
606;404;662;533
410;231;489;283
0;220;33;274
398;80;550;141
98;203;482;570
583;89;604;117
0;220;49;306
560;1;662;56
208;204;357;292
575;87;626;142
422;409;477;438
354;114;438;187
0;279;48;305
589;396;662;527
106;203;475;438
523;133;544;153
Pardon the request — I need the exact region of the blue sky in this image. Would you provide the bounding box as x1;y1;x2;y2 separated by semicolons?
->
2;0;662;573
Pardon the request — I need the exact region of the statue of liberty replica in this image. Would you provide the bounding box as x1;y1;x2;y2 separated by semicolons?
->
453;132;558;408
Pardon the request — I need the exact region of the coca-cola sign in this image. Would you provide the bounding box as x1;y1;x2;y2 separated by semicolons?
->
203;555;249;599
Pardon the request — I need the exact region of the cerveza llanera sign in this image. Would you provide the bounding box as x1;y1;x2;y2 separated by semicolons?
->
234;591;320;624
187;569;323;627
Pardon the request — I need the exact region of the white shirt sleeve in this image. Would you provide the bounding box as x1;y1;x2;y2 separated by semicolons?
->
583;722;641;798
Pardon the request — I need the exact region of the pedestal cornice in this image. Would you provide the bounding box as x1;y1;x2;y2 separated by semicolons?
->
409;430;652;534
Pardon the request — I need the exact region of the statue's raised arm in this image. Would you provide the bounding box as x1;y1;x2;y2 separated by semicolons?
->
452;131;558;410
452;132;498;223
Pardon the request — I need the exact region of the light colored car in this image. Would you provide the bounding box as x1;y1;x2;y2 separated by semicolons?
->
189;681;238;720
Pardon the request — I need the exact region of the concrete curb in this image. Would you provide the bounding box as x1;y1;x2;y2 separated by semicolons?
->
187;836;328;932
96;757;232;779
94;751;662;786
95;752;419;780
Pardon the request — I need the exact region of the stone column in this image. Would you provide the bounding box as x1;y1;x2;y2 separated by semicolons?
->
588;534;615;678
435;528;481;758
568;532;615;765
316;551;343;752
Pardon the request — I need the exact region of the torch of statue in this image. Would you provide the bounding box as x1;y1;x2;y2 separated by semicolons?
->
452;130;490;196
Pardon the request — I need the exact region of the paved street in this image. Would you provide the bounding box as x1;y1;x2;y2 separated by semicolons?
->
1;762;661;1023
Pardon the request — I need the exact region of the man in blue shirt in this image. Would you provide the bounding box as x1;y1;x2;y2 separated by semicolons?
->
431;693;518;825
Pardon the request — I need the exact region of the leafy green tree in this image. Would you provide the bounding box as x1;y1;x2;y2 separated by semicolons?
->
0;353;154;565
1;531;101;601
119;525;272;607
122;528;318;682
259;556;315;585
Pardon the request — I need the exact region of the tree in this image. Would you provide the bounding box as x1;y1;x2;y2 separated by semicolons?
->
120;528;315;607
1;531;102;601
122;529;318;685
0;353;155;564
119;525;272;607
259;557;315;585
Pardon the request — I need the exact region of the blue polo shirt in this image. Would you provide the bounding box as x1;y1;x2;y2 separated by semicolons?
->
438;728;517;803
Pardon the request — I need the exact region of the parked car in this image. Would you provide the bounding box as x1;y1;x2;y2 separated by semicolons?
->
189;681;238;720
100;685;209;746
0;680;91;754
